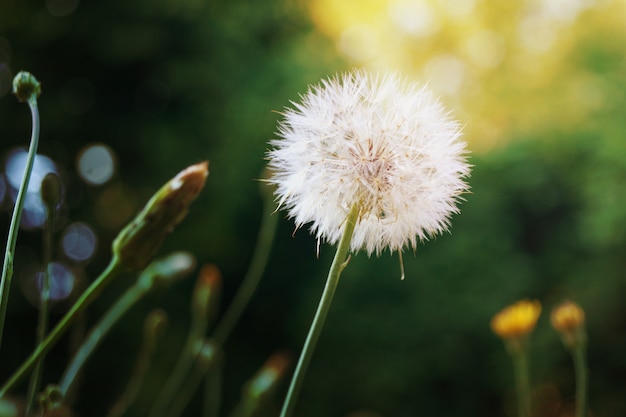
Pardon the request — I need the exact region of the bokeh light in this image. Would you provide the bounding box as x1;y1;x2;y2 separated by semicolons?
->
76;143;116;186
4;149;61;229
61;222;97;262
21;262;76;306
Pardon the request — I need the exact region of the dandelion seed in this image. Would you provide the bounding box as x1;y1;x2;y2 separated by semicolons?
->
268;70;470;256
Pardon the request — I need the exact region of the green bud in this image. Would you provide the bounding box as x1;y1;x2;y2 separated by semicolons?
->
12;71;41;103
41;172;63;212
137;251;197;290
112;162;208;271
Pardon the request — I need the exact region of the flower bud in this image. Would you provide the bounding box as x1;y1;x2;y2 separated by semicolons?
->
191;264;221;323
551;300;586;349
137;252;197;290
244;351;291;401
112;162;208;271
41;172;63;212
12;71;41;103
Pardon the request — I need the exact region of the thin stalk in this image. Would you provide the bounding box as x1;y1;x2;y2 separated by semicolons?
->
279;203;359;417
167;343;217;417
512;349;531;417
0;98;40;351
106;311;167;417
149;301;210;417
25;202;55;414
572;344;588;417
212;197;279;346
203;355;223;417
0;256;125;397
59;282;149;397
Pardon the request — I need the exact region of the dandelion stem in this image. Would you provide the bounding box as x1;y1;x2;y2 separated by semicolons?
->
572;343;588;417
279;203;359;417
0;256;125;397
0;97;40;352
512;348;531;417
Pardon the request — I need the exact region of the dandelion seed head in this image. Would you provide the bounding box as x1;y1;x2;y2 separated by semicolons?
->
268;70;471;255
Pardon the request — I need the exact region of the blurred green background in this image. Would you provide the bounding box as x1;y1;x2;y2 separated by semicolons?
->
1;0;626;416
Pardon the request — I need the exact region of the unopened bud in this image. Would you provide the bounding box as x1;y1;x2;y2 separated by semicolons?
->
192;264;221;322
491;299;541;354
12;71;41;103
551;300;586;349
137;252;197;290
144;309;169;342
112;162;208;271
245;351;291;401
41;172;63;212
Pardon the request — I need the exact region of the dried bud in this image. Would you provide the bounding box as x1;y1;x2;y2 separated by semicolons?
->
192;264;221;322
551;300;586;349
112;162;208;271
41;172;63;212
144;309;169;342
12;71;41;103
244;351;291;401
491;299;541;353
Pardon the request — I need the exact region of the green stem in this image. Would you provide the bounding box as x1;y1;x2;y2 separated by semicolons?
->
0;98;40;351
25;202;54;413
59;280;149;397
212;197;279;347
0;256;125;397
149;301;211;417
279;203;359;417
203;355;222;417
572;344;588;417
512;348;531;417
167;343;217;417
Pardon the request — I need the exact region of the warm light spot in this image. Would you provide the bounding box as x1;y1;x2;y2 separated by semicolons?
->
77;143;116;186
517;15;557;53
464;30;506;69
61;222;97;262
491;299;542;340
339;24;381;62
424;54;466;95
388;0;440;37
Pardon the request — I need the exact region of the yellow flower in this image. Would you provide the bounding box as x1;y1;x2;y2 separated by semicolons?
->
551;300;586;349
551;300;585;332
491;299;542;340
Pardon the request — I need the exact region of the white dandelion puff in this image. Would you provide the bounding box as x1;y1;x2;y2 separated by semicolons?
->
268;70;471;256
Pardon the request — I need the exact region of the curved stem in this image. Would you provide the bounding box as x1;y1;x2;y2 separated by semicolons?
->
572;344;588;417
279;203;359;417
0;256;125;397
59;282;148;397
0;98;40;351
212;196;279;346
25;202;54;413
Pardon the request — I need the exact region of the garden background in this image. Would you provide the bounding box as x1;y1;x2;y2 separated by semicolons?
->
1;0;626;416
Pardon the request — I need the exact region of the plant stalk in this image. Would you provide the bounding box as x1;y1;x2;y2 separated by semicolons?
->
279;203;359;417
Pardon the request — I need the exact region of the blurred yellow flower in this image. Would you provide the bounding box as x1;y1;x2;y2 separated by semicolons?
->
491;299;542;340
551;300;586;349
551;300;585;333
